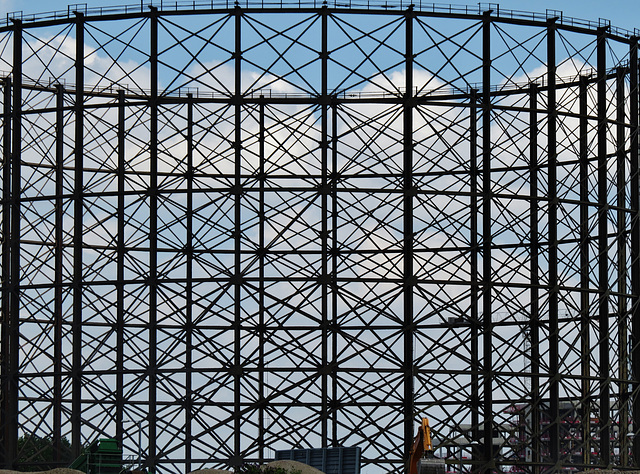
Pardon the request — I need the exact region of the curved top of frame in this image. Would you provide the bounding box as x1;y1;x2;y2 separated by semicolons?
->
2;0;639;43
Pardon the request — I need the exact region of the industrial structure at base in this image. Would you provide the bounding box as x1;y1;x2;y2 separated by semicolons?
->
67;441;361;474
37;409;631;474
409;418;446;474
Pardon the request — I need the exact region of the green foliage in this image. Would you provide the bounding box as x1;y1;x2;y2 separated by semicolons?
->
16;434;72;471
238;464;301;474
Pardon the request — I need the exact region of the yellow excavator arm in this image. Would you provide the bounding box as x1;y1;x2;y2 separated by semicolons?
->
421;417;434;453
408;417;446;474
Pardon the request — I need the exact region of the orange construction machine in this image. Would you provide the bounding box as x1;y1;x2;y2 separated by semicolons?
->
408;417;446;474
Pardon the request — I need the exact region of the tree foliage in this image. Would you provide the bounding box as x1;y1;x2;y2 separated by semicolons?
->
16;434;72;471
238;465;302;474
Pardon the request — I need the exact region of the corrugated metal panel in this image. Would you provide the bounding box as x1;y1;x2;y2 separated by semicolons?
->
275;447;361;474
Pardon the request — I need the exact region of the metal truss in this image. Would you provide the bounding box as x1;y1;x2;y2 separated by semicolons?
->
1;2;639;473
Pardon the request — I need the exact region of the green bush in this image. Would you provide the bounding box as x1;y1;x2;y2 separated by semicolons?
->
238;464;301;474
16;434;72;471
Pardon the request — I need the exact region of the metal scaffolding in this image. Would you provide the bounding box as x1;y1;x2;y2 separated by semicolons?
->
0;2;639;473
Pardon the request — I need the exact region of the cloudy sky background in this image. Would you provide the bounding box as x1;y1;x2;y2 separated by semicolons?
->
0;0;636;469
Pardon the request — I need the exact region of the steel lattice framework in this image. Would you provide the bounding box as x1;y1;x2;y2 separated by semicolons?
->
1;1;640;473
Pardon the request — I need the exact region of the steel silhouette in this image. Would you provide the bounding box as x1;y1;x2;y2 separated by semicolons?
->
0;2;639;473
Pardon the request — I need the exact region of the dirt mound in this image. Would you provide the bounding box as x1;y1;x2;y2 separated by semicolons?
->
264;460;325;474
188;470;233;474
0;461;323;474
188;460;324;474
577;472;640;474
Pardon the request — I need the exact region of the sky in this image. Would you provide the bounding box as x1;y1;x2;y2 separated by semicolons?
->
0;0;639;35
0;0;635;468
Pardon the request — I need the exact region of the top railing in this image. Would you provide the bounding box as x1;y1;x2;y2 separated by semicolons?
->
3;1;640;39
1;63;628;101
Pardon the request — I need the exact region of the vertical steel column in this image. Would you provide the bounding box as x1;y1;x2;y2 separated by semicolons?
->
469;88;480;465
596;26;610;467
546;16;560;468
481;11;493;473
186;93;194;473
320;4;330;447
403;5;415;467
0;75;11;468
116;89;125;452
7;21;21;468
54;83;64;464
233;5;243;467
148;6;159;471
331;101;339;447
630;35;640;467
72;12;84;458
529;82;540;474
258;96;265;463
630;36;640;466
579;74;592;466
615;66;629;466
